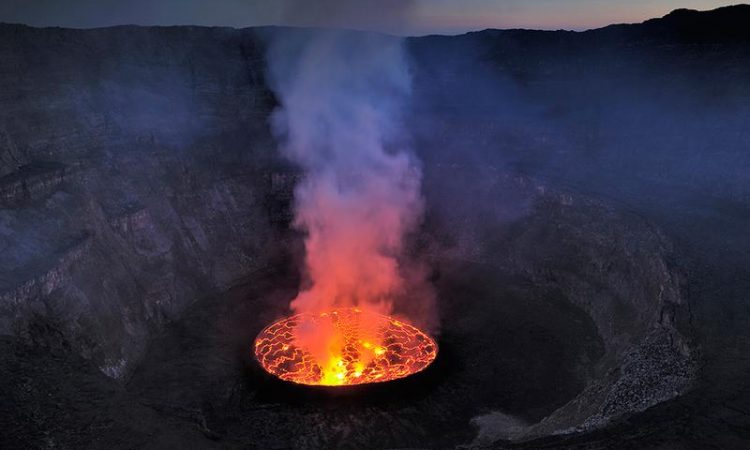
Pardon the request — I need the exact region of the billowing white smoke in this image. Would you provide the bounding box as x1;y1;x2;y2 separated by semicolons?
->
267;28;433;327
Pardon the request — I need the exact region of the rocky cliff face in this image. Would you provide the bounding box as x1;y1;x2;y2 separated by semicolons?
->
0;24;290;379
420;167;694;441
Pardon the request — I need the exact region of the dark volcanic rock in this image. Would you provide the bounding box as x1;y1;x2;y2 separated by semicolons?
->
0;161;69;207
0;24;284;379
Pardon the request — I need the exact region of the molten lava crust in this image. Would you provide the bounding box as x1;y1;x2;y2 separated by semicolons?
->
254;309;437;386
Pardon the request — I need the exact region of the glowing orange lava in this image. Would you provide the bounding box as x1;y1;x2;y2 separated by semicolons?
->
254;309;437;386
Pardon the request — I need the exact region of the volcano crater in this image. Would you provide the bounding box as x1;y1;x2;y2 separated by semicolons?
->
120;173;694;448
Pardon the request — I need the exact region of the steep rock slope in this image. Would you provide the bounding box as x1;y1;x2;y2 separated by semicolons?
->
0;25;285;377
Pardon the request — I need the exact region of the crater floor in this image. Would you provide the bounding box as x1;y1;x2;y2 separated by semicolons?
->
121;260;604;449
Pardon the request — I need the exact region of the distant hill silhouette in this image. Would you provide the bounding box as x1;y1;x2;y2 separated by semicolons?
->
588;3;750;41
643;4;750;36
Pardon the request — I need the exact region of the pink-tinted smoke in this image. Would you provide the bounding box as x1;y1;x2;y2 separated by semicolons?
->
267;29;433;327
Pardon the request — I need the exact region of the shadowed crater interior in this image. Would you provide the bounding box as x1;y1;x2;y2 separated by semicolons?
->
120;171;694;448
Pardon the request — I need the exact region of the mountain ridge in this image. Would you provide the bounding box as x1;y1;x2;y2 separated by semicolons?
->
0;4;749;39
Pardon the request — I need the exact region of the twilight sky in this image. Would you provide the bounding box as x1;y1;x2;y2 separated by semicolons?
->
0;0;739;35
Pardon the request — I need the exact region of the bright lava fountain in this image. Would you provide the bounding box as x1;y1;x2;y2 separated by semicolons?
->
254;309;438;386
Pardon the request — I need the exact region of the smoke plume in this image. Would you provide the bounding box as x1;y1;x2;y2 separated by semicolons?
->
266;25;433;327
